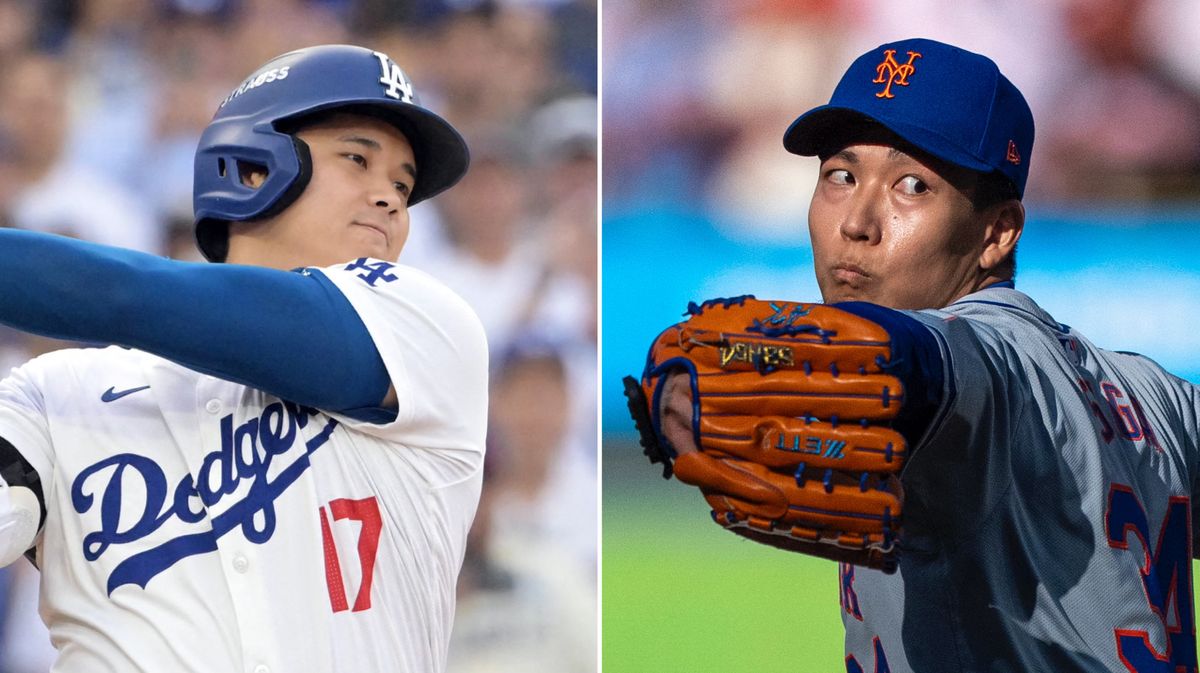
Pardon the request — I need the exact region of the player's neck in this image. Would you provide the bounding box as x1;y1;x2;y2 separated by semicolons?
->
225;247;302;271
226;241;325;270
956;271;1014;302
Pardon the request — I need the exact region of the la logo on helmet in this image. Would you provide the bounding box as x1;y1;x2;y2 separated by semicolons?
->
372;51;414;103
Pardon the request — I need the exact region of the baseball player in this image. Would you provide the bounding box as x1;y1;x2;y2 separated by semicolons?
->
628;38;1200;672
0;44;488;672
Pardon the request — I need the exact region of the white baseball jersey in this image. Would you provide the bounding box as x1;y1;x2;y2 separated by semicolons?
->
842;286;1200;673
0;258;488;673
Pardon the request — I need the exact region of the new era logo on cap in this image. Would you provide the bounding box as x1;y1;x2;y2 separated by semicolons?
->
783;38;1035;198
1006;140;1021;165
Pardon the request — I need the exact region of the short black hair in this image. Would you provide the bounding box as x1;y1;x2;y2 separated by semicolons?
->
970;170;1020;212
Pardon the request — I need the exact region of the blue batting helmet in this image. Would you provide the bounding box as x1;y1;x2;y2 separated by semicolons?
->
192;44;469;262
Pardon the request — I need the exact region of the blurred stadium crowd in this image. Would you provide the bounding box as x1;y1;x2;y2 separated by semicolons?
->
0;0;596;671
604;0;1200;241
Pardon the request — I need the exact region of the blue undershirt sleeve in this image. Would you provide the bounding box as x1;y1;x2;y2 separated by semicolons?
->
832;301;945;444
0;229;392;420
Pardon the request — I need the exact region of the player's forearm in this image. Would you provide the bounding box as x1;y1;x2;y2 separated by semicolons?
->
0;229;389;413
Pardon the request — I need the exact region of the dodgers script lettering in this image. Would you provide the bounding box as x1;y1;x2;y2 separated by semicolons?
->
70;401;338;594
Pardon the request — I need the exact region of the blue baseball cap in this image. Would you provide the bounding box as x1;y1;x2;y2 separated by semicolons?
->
783;38;1034;198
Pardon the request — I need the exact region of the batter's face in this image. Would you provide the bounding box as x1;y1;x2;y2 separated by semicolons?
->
808;143;992;310
228;113;416;269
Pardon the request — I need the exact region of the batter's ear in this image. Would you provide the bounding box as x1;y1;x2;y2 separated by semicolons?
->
978;199;1024;274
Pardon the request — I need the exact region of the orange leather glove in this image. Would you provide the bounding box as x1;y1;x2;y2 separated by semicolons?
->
623;296;907;572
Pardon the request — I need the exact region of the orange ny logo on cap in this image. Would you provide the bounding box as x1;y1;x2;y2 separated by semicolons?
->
873;49;922;99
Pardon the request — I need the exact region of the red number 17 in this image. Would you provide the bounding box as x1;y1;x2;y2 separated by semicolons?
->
319;496;382;613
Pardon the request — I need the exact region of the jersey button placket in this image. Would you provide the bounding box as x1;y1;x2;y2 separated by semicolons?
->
232;553;249;573
205;399;222;414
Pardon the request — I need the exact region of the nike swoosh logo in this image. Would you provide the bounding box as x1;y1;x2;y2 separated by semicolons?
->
101;385;151;403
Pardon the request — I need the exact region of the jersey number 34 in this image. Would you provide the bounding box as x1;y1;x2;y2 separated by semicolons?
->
1106;484;1197;673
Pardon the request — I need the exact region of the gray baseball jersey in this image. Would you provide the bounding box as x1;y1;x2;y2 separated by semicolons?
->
842;286;1199;673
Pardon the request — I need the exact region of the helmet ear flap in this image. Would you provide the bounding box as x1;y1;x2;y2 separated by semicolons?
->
194;137;313;263
255;136;313;220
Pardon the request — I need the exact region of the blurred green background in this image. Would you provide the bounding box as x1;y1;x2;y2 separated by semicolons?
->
604;443;844;672
605;442;1200;672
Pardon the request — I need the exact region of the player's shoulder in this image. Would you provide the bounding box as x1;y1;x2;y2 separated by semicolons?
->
1103;348;1199;397
1095;348;1200;444
906;286;1068;353
937;286;1068;332
314;258;470;306
311;258;486;344
939;288;1199;403
890;287;1031;346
